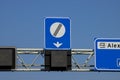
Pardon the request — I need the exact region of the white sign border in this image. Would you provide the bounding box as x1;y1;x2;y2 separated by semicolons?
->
94;38;120;71
44;17;71;50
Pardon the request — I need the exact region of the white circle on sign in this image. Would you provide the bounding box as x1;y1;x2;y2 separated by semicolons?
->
50;22;66;38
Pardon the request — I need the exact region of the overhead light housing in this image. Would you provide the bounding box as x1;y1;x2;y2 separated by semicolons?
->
0;47;16;71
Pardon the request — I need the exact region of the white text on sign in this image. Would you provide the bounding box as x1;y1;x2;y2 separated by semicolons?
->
98;42;120;49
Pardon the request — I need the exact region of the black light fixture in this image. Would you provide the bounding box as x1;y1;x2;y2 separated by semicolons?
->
0;47;16;71
45;50;71;71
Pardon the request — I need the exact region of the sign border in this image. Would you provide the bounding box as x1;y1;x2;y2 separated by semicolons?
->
94;38;120;71
44;17;71;50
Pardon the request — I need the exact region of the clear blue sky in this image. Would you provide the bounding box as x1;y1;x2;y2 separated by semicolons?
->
0;0;120;80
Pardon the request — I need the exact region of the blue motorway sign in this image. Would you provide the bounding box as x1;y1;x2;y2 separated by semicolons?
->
44;17;71;50
95;38;120;71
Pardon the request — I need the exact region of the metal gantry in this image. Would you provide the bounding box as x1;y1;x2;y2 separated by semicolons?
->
14;48;94;72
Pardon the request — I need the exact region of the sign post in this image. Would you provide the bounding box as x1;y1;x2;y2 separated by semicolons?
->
44;17;71;71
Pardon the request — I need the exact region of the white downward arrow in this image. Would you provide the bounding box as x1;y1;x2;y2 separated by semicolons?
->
53;42;62;48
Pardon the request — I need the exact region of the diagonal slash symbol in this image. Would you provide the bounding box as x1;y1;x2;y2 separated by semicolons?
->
53;24;62;37
50;22;65;38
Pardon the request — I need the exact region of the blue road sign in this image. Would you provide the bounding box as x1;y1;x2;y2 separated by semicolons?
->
95;38;120;71
44;17;71;50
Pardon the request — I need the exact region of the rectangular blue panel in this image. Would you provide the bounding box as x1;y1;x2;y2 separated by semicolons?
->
44;17;71;50
95;38;120;71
